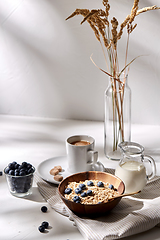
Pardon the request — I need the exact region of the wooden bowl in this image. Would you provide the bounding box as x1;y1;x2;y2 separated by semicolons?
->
58;171;125;217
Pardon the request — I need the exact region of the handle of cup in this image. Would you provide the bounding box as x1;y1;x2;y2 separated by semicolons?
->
87;150;98;165
143;155;156;180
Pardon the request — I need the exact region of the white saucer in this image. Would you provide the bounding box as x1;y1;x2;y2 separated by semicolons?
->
37;156;105;185
37;156;71;184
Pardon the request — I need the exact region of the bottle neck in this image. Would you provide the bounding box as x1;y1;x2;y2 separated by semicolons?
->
108;74;128;90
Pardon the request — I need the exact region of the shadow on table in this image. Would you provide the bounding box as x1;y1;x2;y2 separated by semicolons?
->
133;176;160;200
23;187;46;202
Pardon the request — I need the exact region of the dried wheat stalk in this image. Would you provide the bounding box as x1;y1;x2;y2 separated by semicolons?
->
66;0;160;149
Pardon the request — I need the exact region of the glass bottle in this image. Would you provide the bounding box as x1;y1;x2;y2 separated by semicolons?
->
104;74;131;160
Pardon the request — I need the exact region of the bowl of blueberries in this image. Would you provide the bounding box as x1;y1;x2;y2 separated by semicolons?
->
58;171;125;216
4;161;35;197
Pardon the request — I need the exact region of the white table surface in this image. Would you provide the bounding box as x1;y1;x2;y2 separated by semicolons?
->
1;114;160;240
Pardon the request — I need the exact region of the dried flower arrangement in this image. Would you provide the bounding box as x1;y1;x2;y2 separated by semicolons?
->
66;0;160;156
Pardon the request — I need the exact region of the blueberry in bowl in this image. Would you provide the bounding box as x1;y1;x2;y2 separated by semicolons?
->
4;161;35;197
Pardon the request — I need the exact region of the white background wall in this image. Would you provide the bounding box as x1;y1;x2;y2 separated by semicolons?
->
0;0;160;125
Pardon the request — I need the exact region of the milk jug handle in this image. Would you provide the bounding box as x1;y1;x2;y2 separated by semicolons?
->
142;155;156;180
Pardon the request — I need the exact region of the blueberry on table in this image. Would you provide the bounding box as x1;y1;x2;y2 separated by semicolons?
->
108;184;114;189
64;188;72;194
41;206;48;213
97;181;104;187
41;221;49;229
79;183;86;189
73;195;81;203
0;171;3;176
87;181;94;186
81;192;87;197
75;187;82;194
38;225;45;233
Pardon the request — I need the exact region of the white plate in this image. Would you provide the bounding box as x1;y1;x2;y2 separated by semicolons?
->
37;156;70;184
37;156;105;184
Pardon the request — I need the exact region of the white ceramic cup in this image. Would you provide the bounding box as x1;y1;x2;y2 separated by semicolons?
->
66;135;104;173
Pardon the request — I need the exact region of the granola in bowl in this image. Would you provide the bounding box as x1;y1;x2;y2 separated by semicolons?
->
64;179;119;204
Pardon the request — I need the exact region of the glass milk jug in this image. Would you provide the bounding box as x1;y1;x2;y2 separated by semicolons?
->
115;141;156;193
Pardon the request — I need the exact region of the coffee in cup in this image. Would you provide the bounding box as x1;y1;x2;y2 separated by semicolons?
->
71;140;90;146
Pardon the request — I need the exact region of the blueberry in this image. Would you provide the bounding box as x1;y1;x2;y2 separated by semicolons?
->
81;192;87;197
12;161;17;167
9;170;14;175
8;163;15;170
22;162;28;168
14;163;20;169
27;163;32;169
108;184;114;189
87;181;94;186
41;206;48;212
20;167;26;172
97;181;104;187
12;161;17;164
27;168;32;174
19;170;26;176
75;187;82;194
38;225;45;233
5;167;10;174
64;188;72;194
21;167;26;171
87;189;92;195
18;165;24;170
79;183;86;190
73;195;81;203
0;171;3;176
27;167;34;174
41;221;49;229
14;169;19;176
